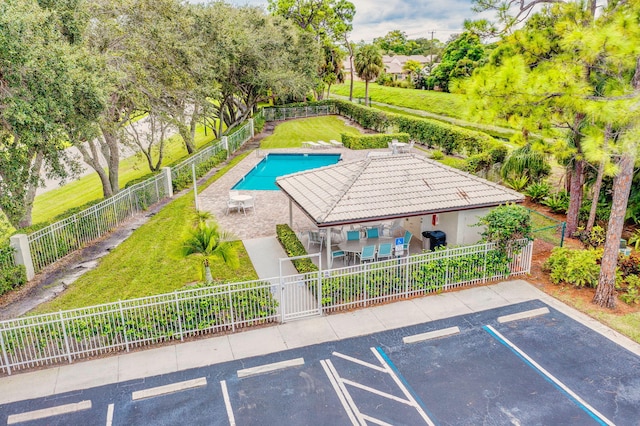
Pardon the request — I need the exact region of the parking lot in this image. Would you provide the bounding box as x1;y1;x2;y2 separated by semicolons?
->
3;300;640;425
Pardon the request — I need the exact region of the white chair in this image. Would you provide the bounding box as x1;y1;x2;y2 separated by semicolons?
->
329;139;343;147
225;199;241;215
240;196;255;215
317;140;332;148
307;230;325;250
400;140;414;153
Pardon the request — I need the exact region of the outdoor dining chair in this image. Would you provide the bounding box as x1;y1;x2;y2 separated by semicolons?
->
330;248;346;267
240;196;255;215
366;227;379;239
403;231;413;253
307;230;325;250
225;199;241;215
347;230;361;241
357;245;376;263
377;243;393;261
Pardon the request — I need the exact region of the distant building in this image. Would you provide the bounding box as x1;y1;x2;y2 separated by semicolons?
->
342;54;438;82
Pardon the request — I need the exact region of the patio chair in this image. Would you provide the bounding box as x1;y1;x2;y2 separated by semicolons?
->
330;248;346;268
346;230;361;241
329;139;343;147
240;196;255;215
400;140;415;153
307;230;325;250
357;245;376;263
225;199;241;215
377;243;393;261
317;140;332;148
383;219;403;237
403;231;413;253
366;227;379;239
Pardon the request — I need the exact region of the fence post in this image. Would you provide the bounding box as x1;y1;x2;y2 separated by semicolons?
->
10;234;35;281
560;222;566;247
317;270;322;316
162;167;174;198
228;283;236;332
222;136;229;158
482;244;489;283
118;301;130;352
0;327;11;375
404;255;410;297
174;292;184;341
59;311;73;364
249;118;255;138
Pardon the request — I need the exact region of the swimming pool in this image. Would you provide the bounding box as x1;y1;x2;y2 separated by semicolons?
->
232;153;341;190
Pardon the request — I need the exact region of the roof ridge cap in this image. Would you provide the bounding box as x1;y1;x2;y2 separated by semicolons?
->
317;158;370;222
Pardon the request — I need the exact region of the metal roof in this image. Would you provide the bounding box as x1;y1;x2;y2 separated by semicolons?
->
276;154;524;227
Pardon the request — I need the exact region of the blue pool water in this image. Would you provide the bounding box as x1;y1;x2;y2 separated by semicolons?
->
233;153;341;190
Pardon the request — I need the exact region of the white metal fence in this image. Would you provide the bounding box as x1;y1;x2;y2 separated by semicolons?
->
264;105;336;122
0;240;531;374
13;119;255;276
27;173;168;273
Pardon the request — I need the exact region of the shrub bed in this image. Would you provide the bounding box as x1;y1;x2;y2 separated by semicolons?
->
342;133;410;150
0;246;27;296
276;224;318;273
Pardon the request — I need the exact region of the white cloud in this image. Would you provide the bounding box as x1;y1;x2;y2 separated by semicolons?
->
217;0;490;42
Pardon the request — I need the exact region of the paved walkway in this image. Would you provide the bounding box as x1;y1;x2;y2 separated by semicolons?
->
2;279;640;406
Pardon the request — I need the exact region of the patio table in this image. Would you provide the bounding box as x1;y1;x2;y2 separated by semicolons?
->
338;237;395;264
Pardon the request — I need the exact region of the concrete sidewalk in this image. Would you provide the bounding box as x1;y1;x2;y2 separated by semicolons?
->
1;279;639;406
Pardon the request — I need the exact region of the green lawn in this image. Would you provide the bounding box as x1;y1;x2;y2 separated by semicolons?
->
32;124;219;225
34;154;257;313
260;115;362;149
332;82;467;119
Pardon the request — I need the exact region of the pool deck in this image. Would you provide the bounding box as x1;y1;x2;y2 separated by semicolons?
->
198;147;381;240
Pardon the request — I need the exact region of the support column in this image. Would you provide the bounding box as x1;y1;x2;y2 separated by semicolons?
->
325;228;332;270
161;167;174;198
10;234;35;281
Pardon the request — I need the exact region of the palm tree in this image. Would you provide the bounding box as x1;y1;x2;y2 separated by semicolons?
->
354;44;383;106
183;215;239;284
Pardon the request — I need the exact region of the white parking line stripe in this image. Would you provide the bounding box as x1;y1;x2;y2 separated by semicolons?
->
106;403;114;426
484;325;615;426
332;351;387;372
361;413;395;426
220;380;236;426
371;348;436;426
341;378;413;406
326;359;367;426
403;326;460;344
131;377;207;401
236;357;305;378
7;400;92;424
320;360;359;426
497;307;550;323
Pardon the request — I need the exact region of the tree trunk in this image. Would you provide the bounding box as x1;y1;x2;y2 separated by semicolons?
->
586;124;610;232
17;150;44;228
364;80;370;107
593;152;635;308
100;128;121;196
76;140;113;199
344;35;354;102
565;157;585;236
178;123;196;155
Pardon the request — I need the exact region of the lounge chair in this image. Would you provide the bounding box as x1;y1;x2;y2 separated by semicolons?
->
329;139;343;147
317;140;332;148
377;243;393;261
303;141;321;149
357;245;376;263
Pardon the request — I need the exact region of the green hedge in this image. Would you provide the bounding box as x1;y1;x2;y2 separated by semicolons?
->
275;224;318;273
0;246;27;296
341;133;410;150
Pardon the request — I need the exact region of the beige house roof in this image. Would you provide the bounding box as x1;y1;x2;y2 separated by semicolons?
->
276;154;524;227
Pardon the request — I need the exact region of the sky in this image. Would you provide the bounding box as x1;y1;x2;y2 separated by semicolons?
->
223;0;493;43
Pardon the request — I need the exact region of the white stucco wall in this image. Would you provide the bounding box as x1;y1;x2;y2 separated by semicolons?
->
419;207;493;250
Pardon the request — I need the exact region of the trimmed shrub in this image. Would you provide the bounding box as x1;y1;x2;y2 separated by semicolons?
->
543;247;602;288
276;224;318;273
341;133;410;150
